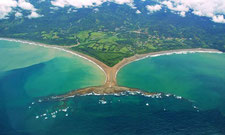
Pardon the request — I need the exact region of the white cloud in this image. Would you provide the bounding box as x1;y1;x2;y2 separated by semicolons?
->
50;0;225;24
15;11;22;17
51;0;134;8
136;10;141;14
161;1;189;17
51;0;106;8
17;0;42;19
0;0;42;19
161;1;189;12
0;0;17;19
1;0;225;24
18;0;36;11
179;11;185;17
146;5;162;13
113;0;133;5
93;8;99;13
50;0;225;23
160;0;225;23
28;11;42;19
212;15;225;23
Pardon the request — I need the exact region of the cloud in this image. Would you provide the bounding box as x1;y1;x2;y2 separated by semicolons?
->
213;15;225;23
50;0;225;23
15;11;22;17
1;0;225;24
51;0;134;8
0;0;42;19
0;0;17;19
146;5;162;13
113;0;133;5
28;11;42;18
136;10;141;14
179;11;185;17
160;0;225;23
17;0;42;19
51;0;107;8
18;0;36;11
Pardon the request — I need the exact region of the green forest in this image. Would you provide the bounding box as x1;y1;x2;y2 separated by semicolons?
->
0;0;225;66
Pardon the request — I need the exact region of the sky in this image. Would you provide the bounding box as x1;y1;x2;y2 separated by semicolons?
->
160;0;225;23
0;0;42;19
0;0;225;23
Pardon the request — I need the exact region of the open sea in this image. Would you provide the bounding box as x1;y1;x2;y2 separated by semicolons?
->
0;40;225;135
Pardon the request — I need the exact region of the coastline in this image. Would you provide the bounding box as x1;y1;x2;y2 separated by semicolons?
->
0;37;223;97
0;37;108;84
47;85;158;100
114;48;223;79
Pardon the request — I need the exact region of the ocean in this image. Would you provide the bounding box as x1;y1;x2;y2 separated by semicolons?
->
0;40;225;135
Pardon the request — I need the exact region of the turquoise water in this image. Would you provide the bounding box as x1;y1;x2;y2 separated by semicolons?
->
0;40;105;106
118;53;225;114
1;40;225;135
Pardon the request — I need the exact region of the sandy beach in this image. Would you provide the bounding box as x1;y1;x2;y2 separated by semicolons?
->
114;48;223;80
0;37;108;82
0;38;223;97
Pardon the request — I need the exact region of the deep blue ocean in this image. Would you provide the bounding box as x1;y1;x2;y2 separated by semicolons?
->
0;40;225;135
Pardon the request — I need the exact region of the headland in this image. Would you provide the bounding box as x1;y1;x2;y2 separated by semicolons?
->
0;38;223;99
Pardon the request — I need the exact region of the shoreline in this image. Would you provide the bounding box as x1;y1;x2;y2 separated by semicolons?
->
0;37;223;95
0;37;108;84
47;85;158;100
114;48;223;79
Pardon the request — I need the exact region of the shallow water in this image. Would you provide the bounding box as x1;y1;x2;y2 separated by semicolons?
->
0;40;105;109
0;40;105;97
1;40;225;135
118;53;225;114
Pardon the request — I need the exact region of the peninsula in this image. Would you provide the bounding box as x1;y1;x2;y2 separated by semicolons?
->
48;46;222;99
0;38;222;99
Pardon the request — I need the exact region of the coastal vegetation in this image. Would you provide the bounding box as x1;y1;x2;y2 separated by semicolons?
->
1;0;225;134
0;0;225;66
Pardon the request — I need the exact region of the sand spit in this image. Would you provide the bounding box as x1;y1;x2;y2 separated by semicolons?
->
0;38;223;97
49;86;156;100
51;48;222;99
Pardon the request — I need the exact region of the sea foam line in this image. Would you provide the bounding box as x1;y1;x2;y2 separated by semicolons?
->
50;90;163;100
115;49;223;78
0;38;107;84
134;50;223;62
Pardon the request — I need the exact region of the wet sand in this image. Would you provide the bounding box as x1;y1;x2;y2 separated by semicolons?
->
48;85;157;101
67;48;223;88
50;48;222;99
72;48;223;88
0;38;223;97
